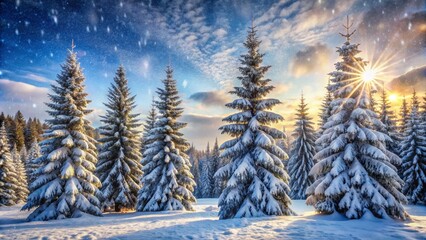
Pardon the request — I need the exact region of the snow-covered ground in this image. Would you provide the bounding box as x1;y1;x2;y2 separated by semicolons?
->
0;199;425;240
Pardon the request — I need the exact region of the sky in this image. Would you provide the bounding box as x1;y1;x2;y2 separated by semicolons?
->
1;0;425;149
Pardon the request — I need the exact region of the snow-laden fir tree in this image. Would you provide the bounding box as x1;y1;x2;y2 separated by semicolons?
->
11;144;29;203
96;66;142;212
136;66;196;211
211;139;223;198
0;124;19;206
421;94;426;122
306;19;407;219
399;96;409;135
26;140;41;191
200;142;215;198
400;92;426;204
22;45;102;221
288;93;316;200
141;99;157;155
215;26;293;219
317;81;333;151
378;88;400;157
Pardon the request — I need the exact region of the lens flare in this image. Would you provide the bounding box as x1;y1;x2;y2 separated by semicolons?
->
361;69;376;82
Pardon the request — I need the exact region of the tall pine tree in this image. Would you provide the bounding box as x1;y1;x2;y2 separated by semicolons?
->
96;66;142;212
215;26;293;219
136;66;195;211
306;19;407;219
0;124;19;206
26;140;41;192
288;93;316;200
22;44;102;221
400;91;426;204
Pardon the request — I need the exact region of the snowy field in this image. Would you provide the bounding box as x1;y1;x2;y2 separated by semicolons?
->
0;199;425;240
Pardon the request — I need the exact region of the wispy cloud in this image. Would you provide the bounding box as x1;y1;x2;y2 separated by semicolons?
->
0;79;49;118
290;43;332;77
23;73;54;83
189;90;230;106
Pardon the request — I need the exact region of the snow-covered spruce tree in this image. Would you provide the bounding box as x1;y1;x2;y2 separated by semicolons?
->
399;96;409;135
22;45;102;221
96;66;142;212
201;142;215;198
317;81;333;151
215;26;293;219
379;88;400;157
136;66;196;211
288;94;316;200
26;140;41;191
400;92;426;204
306;22;407;220
212;139;223;198
0;124;19;206
141;99;157;155
11;144;29;203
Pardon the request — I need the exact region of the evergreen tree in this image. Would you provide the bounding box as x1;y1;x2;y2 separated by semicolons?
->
22;44;102;221
13;111;26;152
378;88;400;157
136;66;196;212
200;142;219;198
26;140;41;191
96;66;142;212
421;94;426;122
317;81;333;151
0;124;19;206
400;92;426;204
187;145;201;197
399;96;409;137
141;99;157;155
212;139;222;198
215;26;293;219
10;144;29;203
306;20;407;219
288;94;316;200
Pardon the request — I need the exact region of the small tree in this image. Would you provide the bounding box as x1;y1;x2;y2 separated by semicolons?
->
0;124;19;206
96;66;142;212
288;94;316;200
136;66;196;212
11;144;29;203
26;140;41;191
317;81;333;151
200;143;215;198
141;99;157;155
379;88;400;157
399;96;409;134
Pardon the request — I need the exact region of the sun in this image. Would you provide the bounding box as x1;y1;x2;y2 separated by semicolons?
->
361;69;376;82
389;94;398;102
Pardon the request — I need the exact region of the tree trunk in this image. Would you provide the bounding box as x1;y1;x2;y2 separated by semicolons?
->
115;204;121;212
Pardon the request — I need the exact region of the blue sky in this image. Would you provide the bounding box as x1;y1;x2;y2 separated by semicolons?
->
1;0;425;148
